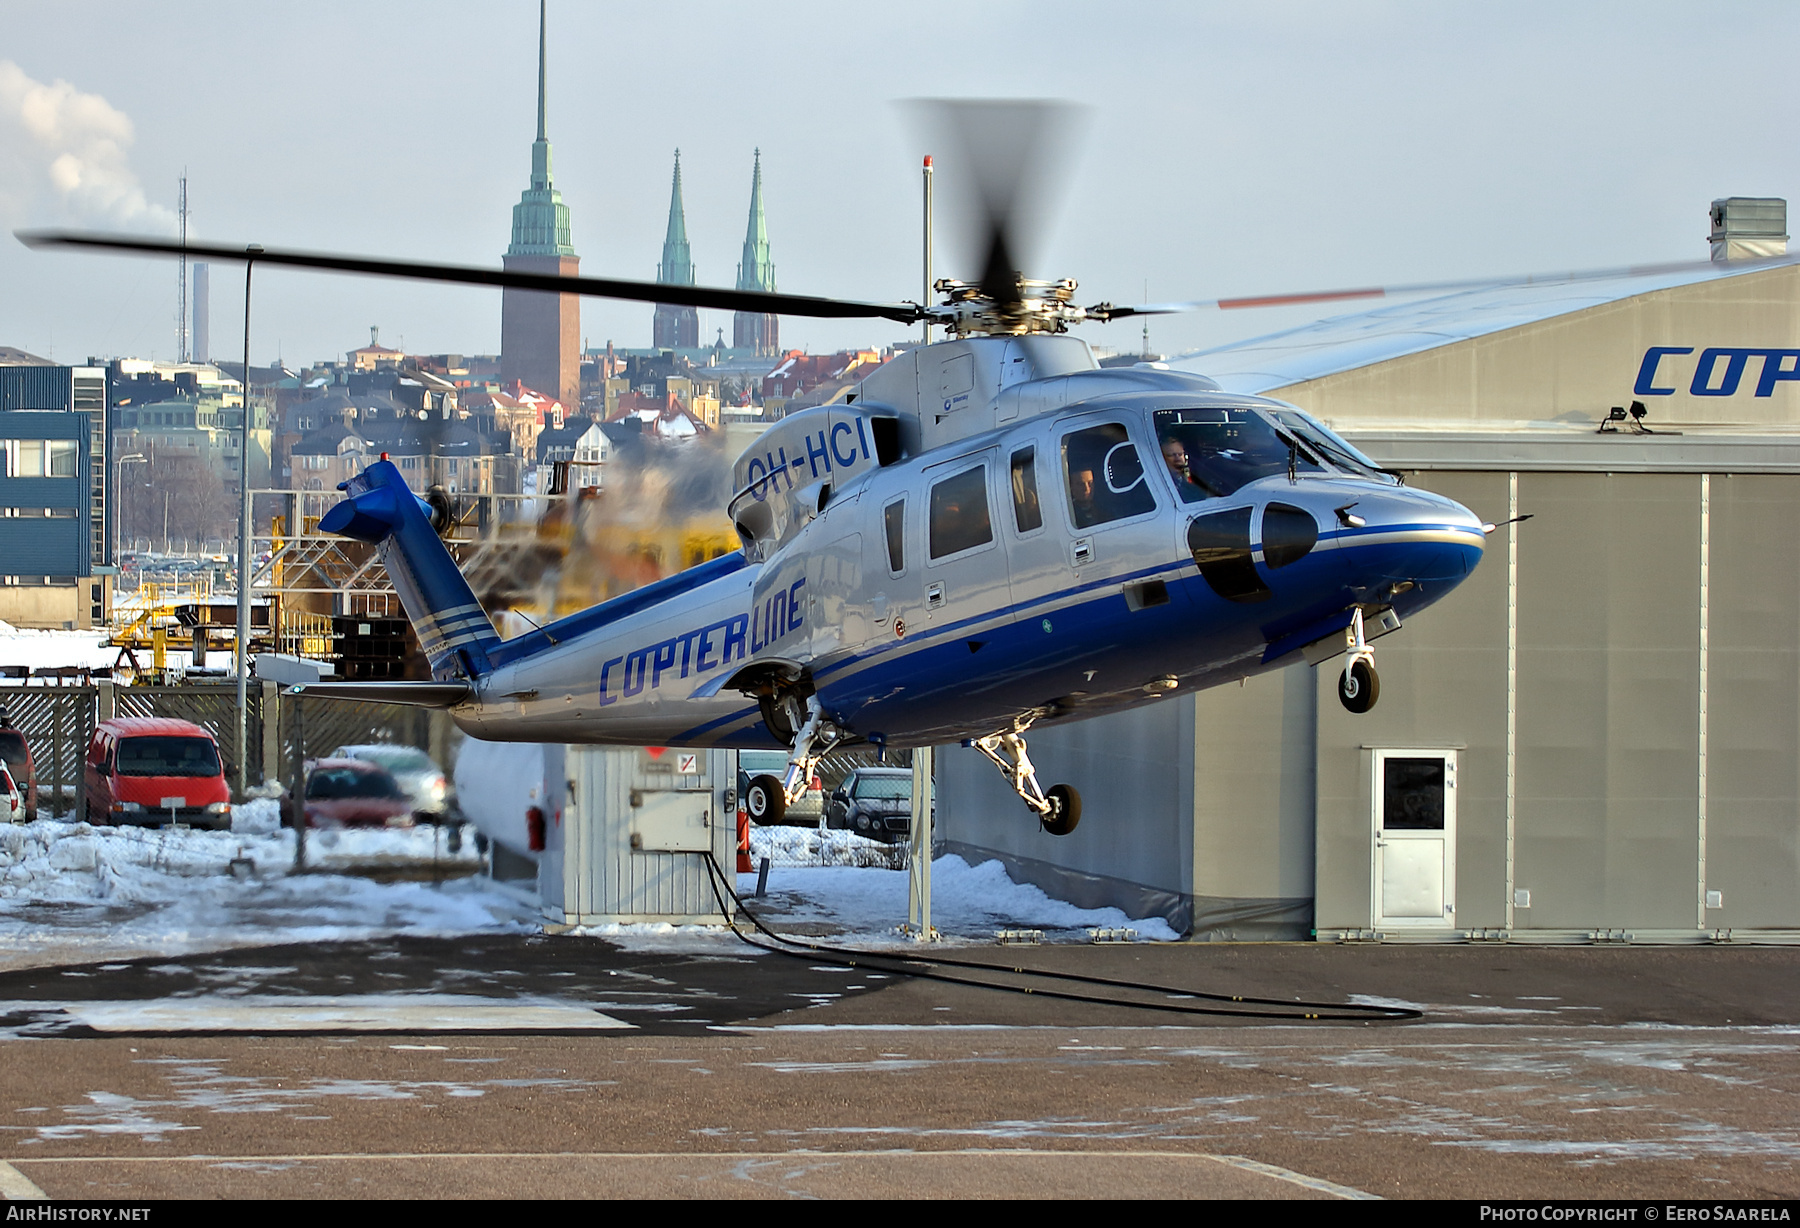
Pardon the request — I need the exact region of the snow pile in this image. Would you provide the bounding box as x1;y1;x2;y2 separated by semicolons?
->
736;852;1181;944
0;810;535;959
748;824;906;869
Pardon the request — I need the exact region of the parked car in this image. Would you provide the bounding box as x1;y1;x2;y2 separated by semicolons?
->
0;763;23;823
738;749;823;826
825;767;935;843
0;716;37;817
84;717;232;829
331;744;452;821
303;758;415;829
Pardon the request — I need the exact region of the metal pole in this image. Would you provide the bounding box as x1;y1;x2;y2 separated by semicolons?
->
907;745;935;941
922;155;934;345
234;246;260;797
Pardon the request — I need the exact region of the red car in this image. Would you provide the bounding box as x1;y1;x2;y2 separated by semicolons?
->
84;717;232;829
303;758;414;829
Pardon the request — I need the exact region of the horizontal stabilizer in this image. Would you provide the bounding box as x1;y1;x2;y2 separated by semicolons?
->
284;681;473;708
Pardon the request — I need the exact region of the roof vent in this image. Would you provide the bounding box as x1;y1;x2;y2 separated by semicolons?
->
1709;197;1787;262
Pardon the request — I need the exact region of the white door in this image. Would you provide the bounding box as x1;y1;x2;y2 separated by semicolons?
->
1372;749;1457;929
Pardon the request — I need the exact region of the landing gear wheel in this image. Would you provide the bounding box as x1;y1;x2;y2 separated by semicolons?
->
1339;659;1379;713
745;774;787;825
1041;784;1081;835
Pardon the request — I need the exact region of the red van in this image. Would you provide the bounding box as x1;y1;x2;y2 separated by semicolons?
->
84;718;232;829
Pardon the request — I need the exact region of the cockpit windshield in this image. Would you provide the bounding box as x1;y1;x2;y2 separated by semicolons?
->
1271;410;1398;484
1153;407;1323;501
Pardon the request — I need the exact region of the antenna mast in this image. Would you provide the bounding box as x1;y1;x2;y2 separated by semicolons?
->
177;172;189;363
922;154;934;345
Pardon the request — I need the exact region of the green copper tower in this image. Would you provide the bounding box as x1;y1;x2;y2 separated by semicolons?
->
507;0;575;258
501;0;580;407
653;150;698;349
733;149;779;356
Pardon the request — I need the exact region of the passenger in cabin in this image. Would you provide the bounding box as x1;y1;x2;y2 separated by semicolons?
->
1069;468;1098;524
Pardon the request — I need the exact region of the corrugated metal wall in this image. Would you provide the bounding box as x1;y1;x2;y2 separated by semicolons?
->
936;697;1196;934
0;368;71;412
1317;466;1800;940
549;745;735;925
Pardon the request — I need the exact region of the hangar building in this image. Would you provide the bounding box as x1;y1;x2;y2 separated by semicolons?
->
937;198;1800;943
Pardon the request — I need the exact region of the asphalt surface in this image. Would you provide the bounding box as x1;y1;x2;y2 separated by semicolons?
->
0;934;1797;1200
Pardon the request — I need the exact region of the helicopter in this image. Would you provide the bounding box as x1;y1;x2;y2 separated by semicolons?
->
17;106;1521;836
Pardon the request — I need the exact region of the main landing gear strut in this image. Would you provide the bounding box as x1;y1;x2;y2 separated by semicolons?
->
782;694;841;805
969;716;1082;836
1338;607;1381;714
743;690;841;827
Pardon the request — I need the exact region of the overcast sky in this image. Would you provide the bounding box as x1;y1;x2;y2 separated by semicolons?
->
2;1;1795;370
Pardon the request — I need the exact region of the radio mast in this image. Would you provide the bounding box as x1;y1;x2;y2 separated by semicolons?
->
176;172;189;363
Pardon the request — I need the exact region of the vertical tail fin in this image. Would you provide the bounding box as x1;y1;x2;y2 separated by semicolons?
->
319;460;500;680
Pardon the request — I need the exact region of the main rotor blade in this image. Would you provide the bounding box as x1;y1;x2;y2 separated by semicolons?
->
1097;252;1800;319
16;229;923;324
914;99;1082;307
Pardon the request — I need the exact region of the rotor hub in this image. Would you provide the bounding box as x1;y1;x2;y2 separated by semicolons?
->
928;276;1094;336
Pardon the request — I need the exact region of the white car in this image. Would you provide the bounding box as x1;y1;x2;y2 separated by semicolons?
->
0;763;23;823
738;749;824;826
331;744;452;821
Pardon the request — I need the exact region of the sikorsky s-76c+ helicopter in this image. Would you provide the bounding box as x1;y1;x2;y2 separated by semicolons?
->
22;106;1574;836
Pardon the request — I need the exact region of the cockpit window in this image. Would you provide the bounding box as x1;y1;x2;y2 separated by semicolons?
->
1061;423;1157;528
1153;407;1322;500
1272;411;1397;484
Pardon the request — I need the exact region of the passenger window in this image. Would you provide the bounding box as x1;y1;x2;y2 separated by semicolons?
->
1061;424;1157;529
1010;447;1043;533
884;498;906;574
928;465;993;560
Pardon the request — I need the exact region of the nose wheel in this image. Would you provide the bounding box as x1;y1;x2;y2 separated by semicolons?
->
1338;607;1381;714
1339;659;1379;713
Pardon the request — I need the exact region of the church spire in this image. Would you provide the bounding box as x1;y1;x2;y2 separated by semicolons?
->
501;0;580;411
508;0;574;257
658;150;694;287
733;149;779;356
652;148;699;348
736;148;775;294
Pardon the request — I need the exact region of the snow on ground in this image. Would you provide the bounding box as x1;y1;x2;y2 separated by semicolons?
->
0;803;535;965
737;844;1180;946
0;801;1177;966
709;824;1180;945
583;825;1178;950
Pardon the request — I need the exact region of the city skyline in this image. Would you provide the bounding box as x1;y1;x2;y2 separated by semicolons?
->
1;1;1796;369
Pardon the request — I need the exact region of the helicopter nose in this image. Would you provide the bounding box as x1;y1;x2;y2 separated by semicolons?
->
1336;488;1486;587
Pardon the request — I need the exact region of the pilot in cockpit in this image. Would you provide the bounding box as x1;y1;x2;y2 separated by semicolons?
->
1161;437;1198;488
1159;432;1215;501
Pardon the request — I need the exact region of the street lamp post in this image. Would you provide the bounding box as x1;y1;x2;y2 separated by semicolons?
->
113;452;145;569
234;246;261;798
